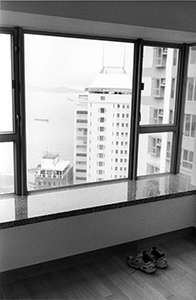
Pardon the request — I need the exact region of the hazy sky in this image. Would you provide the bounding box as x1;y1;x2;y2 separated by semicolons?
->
25;34;134;90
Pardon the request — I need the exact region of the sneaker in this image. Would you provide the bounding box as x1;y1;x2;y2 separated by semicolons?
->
127;250;156;274
149;246;167;268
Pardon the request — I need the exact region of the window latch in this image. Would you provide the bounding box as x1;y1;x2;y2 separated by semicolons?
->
16;114;20;127
139;111;141;122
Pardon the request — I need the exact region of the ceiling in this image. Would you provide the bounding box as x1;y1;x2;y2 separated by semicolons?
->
1;1;196;34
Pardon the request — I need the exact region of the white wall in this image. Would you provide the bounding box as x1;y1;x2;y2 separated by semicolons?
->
0;195;195;272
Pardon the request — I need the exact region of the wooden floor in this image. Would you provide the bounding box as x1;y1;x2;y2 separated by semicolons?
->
1;236;196;299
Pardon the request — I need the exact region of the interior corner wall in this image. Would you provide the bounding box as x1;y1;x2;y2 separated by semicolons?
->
0;195;195;272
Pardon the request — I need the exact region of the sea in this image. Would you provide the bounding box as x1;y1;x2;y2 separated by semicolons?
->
26;90;78;170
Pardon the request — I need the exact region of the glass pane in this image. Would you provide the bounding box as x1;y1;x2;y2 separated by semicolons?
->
0;142;14;194
0;34;13;132
25;34;134;191
180;46;196;181
137;132;173;176
140;46;179;125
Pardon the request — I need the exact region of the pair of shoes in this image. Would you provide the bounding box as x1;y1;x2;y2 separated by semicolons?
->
127;247;167;274
127;250;156;274
148;246;168;269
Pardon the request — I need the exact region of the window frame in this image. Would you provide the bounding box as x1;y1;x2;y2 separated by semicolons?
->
0;27;27;195
134;41;189;180
0;26;193;196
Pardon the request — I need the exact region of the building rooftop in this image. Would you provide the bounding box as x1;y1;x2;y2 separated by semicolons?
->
85;67;132;94
41;160;70;172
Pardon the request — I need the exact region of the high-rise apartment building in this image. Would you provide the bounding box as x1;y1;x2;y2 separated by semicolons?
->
74;47;196;184
74;66;132;184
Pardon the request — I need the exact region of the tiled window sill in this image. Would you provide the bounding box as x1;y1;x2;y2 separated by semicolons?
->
0;174;196;229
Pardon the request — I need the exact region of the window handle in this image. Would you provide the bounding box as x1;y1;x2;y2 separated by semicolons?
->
16;114;20;127
139;111;141;123
141;82;145;90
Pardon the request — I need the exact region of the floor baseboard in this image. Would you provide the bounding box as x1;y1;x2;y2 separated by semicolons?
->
0;226;195;284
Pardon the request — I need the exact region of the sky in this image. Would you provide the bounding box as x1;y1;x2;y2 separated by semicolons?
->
24;33;134;90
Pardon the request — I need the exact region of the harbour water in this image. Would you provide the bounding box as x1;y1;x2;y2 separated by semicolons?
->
26;90;79;170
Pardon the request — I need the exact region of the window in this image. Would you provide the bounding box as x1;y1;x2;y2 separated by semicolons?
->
171;78;176;99
24;33;134;191
184;114;196;137
173;49;178;66
100;108;106;113
77;119;87;123
98;145;105;150
0;33;15;194
2;28;195;197
152;78;165;98
138;133;173;176
76;169;87;173
77;110;88;114
189;48;196;64
149;108;163;124
99;117;105;123
169;110;174;124
148;136;162;156
166;142;171;160
147;163;160;175
175;46;196;180
76;145;86;149
99;126;105;132
153;47;167;67
182;150;194;170
98;136;105;141
97;170;104;175
186;78;196;101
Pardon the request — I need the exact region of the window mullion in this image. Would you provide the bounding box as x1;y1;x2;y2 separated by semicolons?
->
171;44;189;174
13;27;27;196
128;39;143;180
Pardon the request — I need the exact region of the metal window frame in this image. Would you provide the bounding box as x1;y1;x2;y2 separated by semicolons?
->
134;42;189;178
0;26;195;195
